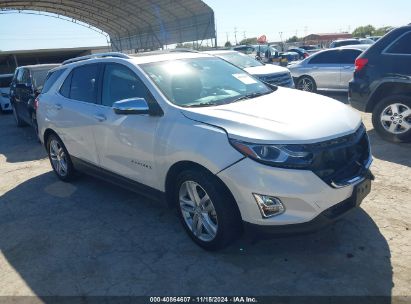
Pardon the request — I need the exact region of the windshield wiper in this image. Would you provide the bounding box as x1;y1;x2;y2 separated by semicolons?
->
185;101;220;108
231;91;273;103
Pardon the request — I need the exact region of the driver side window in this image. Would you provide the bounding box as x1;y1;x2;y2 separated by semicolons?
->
102;63;149;107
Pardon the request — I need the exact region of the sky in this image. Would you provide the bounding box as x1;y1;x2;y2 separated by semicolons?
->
0;0;410;51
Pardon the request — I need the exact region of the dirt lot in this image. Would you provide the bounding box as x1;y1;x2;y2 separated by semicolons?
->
0;94;410;298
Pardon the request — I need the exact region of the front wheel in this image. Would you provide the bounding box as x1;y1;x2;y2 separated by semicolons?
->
296;76;317;92
47;134;76;181
372;95;411;143
175;169;242;251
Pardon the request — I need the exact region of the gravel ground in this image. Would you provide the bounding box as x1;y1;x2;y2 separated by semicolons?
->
0;95;410;298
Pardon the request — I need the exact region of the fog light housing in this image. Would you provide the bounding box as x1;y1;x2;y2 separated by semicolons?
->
253;194;285;218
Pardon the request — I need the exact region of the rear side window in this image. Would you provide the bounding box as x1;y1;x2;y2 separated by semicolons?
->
386;32;411;54
309;51;339;64
339;50;362;64
60;72;72;98
102;63;150;107
69;64;101;103
42;69;66;93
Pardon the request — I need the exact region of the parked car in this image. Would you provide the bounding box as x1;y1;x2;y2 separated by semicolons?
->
233;44;281;64
349;25;411;143
358;38;376;45
280;51;300;64
287;48;310;60
289;47;364;92
329;39;359;48
37;52;372;250
0;74;13;112
368;36;382;42
205;50;294;88
10;64;60;135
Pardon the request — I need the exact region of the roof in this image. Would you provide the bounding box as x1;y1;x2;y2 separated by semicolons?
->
0;0;216;51
204;50;237;55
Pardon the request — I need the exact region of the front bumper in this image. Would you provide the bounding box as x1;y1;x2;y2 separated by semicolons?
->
217;157;372;227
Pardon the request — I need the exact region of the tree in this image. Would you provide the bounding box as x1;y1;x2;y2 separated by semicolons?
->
374;26;394;36
239;37;257;45
286;36;300;43
352;25;376;38
224;41;232;47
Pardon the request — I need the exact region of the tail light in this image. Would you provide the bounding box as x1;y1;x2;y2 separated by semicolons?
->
355;58;368;72
34;97;39;111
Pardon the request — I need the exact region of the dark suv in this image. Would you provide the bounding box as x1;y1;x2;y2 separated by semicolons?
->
10;64;59;135
349;25;411;143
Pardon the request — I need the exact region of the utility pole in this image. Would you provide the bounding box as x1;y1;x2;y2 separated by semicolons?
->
279;32;283;43
304;26;308;37
226;32;229;43
243;31;246;40
234;27;238;45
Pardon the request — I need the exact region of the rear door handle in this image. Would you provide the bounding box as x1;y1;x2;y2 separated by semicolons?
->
54;104;62;110
93;114;106;122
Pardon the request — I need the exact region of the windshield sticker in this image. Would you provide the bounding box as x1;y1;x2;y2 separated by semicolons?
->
233;73;258;85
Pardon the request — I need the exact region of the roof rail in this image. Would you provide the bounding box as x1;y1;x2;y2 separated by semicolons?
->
62;52;130;65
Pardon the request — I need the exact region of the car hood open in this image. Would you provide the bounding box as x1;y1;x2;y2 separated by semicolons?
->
181;87;362;144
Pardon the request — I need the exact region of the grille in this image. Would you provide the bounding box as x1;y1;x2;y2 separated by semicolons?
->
258;72;293;87
305;125;371;186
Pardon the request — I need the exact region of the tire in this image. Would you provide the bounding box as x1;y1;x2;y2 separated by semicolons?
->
296;75;317;93
175;169;242;251
372;95;411;143
46;134;76;182
12;104;26;127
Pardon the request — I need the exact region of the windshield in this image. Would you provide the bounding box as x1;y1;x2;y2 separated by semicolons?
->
31;69;51;89
141;57;272;108
217;52;263;69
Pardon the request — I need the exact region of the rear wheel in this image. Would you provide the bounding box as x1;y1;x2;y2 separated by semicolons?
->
296;76;317;92
372;95;411;143
47;134;76;181
175;169;242;251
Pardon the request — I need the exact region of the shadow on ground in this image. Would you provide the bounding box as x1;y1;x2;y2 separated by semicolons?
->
0;171;393;298
0;112;46;163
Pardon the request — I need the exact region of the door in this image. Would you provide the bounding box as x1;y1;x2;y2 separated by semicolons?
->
18;69;33;122
306;50;341;90
50;63;102;165
339;49;362;90
92;62;160;187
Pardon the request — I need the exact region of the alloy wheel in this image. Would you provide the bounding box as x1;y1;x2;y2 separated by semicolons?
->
179;181;218;242
380;103;411;135
298;77;314;92
49;139;68;177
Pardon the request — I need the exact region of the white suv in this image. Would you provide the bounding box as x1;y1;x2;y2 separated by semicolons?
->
37;52;373;250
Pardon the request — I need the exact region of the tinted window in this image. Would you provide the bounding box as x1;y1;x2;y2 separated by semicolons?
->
339;50;362;64
60;72;72;98
41;69;66;93
309;51;340;64
22;69;30;84
69;64;100;103
16;69;24;84
32;69;52;89
0;76;13;88
387;32;411;54
102;63;149;107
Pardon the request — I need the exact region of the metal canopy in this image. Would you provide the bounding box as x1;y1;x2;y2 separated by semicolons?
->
0;0;216;51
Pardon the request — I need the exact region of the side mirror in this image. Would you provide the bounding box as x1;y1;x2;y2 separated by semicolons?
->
112;98;150;115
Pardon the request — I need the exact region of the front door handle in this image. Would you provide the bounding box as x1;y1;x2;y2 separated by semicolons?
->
93;114;106;122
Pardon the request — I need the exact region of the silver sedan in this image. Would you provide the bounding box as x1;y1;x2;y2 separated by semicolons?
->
288;47;364;92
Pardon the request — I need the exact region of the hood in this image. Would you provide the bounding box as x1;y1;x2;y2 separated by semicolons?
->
244;64;289;76
181;87;361;144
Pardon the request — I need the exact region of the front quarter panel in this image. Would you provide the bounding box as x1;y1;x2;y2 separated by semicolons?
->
153;111;244;191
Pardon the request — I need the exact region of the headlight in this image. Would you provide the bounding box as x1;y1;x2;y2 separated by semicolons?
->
230;139;313;168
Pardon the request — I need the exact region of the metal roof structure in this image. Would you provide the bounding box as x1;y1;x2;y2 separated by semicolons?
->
0;0;216;51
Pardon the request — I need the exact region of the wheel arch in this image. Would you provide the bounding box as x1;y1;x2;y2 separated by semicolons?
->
366;81;411;112
164;161;242;218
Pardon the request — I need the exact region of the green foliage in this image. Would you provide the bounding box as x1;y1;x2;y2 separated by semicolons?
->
224;41;232;47
352;25;393;38
286;36;300;43
239;37;257;45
